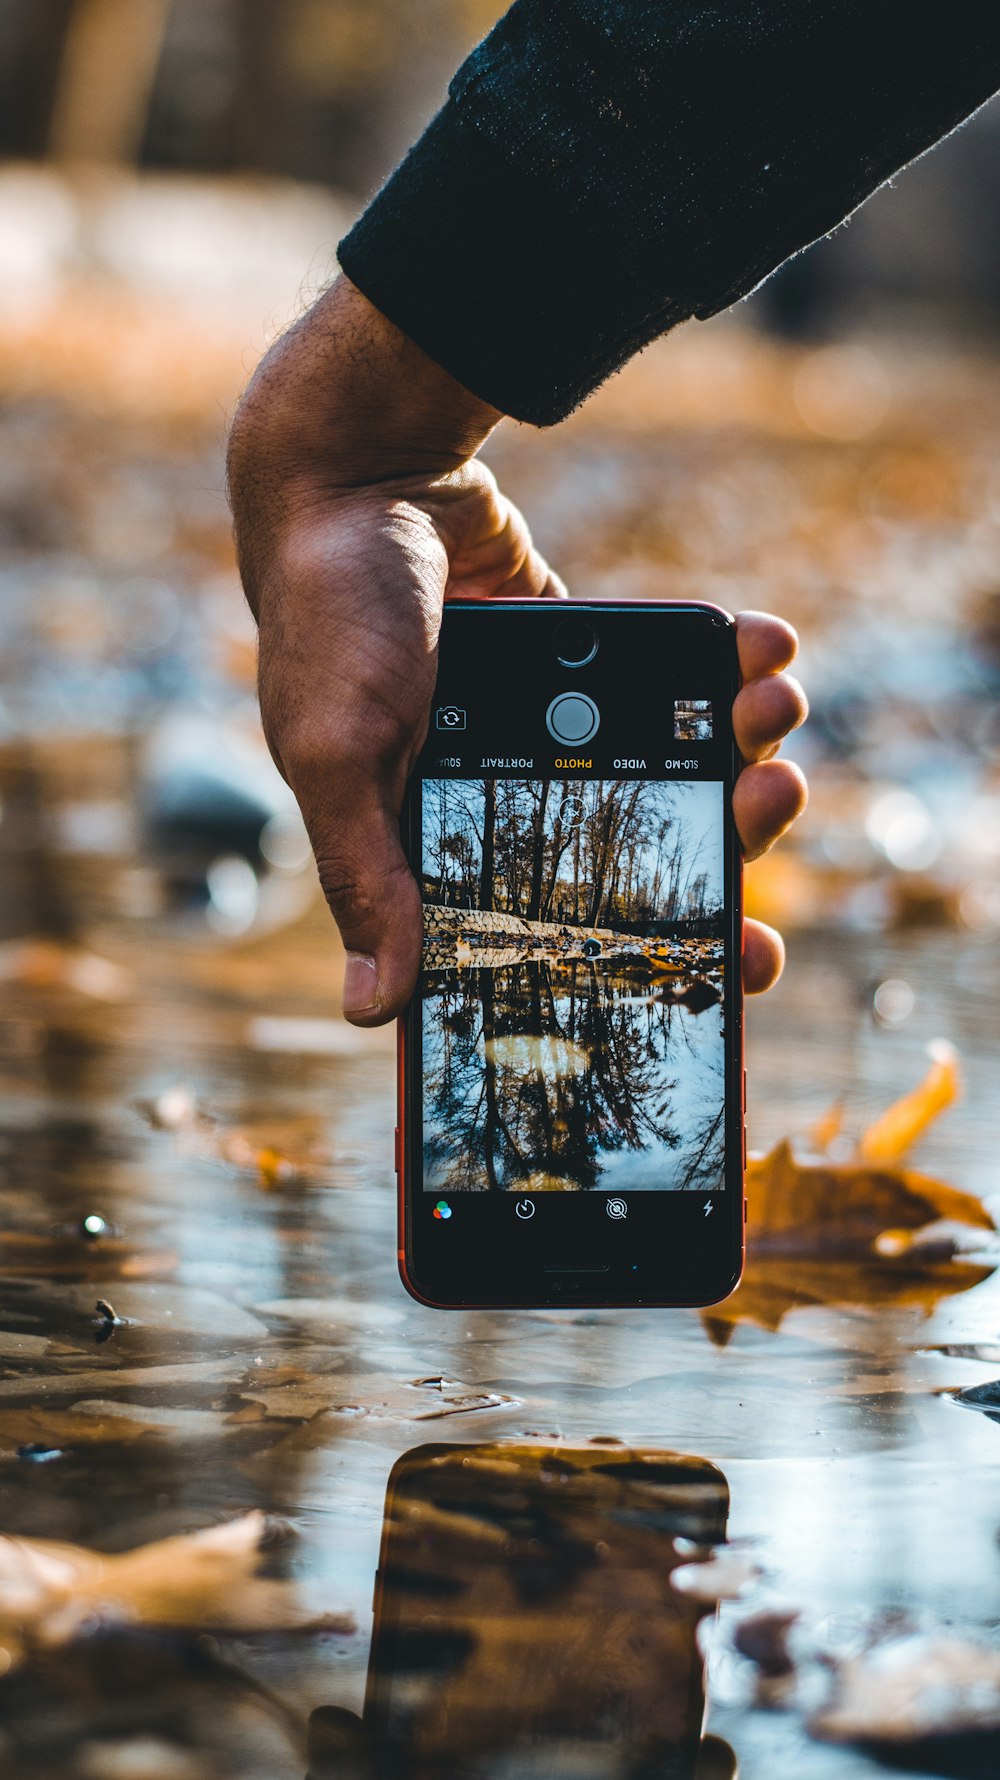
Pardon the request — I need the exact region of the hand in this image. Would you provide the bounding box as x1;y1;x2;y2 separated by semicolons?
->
228;278;807;1025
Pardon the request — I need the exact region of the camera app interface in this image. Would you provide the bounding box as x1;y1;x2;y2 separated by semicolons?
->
420;773;725;1195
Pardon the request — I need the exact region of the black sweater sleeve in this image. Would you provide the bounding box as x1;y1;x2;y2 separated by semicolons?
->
338;1;1000;426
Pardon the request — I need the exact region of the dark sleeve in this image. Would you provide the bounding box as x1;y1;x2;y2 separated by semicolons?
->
337;1;1000;425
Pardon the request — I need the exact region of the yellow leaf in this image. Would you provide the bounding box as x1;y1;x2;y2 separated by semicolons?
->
858;1040;960;1164
707;1047;996;1335
809;1097;844;1156
0;1512;352;1669
745;1137;992;1259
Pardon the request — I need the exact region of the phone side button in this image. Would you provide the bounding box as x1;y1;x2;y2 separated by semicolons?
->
394;1127;401;1174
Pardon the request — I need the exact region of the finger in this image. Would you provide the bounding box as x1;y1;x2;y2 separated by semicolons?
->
443;473;567;600
484;543;569;600
480;495;568;599
743;918;785;994
304;789;422;1026
733;758;808;860
735;610;799;681
733;672;808;762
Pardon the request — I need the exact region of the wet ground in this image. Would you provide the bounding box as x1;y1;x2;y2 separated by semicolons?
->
2;784;1000;1775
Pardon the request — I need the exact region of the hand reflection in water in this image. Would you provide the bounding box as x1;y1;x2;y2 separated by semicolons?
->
305;1440;738;1780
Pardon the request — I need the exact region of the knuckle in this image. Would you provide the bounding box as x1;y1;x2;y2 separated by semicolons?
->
312;850;411;927
313;852;376;923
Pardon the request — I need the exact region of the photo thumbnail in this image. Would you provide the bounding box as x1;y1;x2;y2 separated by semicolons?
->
674;699;713;742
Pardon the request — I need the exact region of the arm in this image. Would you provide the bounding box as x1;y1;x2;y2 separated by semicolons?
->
339;0;1000;423
227;277;806;1024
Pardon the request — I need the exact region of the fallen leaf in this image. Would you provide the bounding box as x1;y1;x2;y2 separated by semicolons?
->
745;1140;992;1259
219;1138;299;1189
706;1049;994;1335
733;1608;799;1677
672;1549;760;1602
140;1093;329;1190
0;1511;352;1669
0;940;131;1000
812;1634;1000;1744
808;1098;844;1156
857;1040;961;1164
707;1254;993;1337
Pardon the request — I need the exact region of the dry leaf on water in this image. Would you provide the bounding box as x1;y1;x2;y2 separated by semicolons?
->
708;1045;995;1336
0;940;131;1000
671;1549;760;1602
136;1085;325;1189
856;1040;961;1164
812;1634;1000;1746
0;1511;352;1670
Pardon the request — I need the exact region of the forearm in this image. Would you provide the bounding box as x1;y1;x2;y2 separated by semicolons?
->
339;0;1000;424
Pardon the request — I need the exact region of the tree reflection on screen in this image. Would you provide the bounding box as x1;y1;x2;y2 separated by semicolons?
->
423;961;725;1194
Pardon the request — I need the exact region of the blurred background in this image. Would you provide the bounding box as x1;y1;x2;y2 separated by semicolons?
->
3;0;1000;982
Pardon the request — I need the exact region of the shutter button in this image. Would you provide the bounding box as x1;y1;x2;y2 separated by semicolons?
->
546;692;600;744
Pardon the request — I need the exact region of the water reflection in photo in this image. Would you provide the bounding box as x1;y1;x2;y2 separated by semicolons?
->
422;959;725;1194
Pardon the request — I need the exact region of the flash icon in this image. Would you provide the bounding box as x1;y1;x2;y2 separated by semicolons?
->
703;1200;714;1218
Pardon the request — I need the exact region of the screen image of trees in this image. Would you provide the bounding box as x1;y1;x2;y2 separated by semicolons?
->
422;779;723;932
420;780;727;1193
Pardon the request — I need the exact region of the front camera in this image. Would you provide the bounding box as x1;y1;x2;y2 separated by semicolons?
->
554;617;599;669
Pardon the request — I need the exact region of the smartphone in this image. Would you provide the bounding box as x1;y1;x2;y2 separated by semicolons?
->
397;600;744;1309
365;1440;731;1780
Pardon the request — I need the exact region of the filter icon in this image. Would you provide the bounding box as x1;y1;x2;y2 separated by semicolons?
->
433;1200;452;1220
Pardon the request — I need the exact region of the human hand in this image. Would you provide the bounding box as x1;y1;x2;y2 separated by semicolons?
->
228;278;807;1025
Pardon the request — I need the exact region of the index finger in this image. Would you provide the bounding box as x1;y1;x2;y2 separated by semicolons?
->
735;610;799;682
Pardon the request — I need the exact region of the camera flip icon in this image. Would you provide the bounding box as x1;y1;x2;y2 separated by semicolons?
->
436;706;467;731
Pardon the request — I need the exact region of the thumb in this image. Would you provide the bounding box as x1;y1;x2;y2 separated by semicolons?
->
306;790;422;1026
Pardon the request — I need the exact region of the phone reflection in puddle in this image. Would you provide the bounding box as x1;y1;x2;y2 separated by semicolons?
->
307;1441;737;1780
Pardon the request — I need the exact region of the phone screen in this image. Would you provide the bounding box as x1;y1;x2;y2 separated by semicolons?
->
365;1442;730;1780
400;603;743;1308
